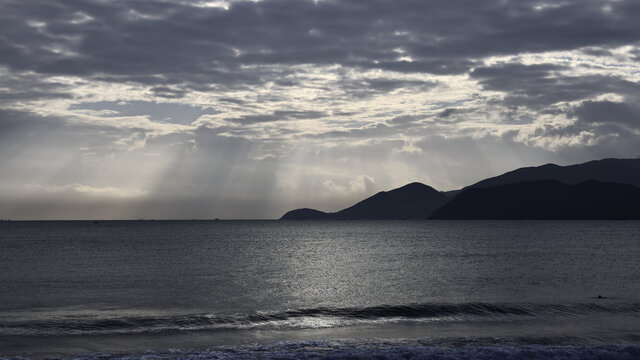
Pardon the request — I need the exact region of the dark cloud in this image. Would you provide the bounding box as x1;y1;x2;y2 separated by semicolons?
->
523;99;640;159
3;0;640;91
580;47;614;57
438;108;456;118
0;109;62;146
367;59;478;75
388;115;426;125
151;86;187;99
3;0;640;219
338;77;439;98
0;72;73;102
471;63;640;108
572;100;640;129
470;62;640;150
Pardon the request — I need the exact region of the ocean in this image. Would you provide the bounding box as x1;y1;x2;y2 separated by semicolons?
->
1;220;639;359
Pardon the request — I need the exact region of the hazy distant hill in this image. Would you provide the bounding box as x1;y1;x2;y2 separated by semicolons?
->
430;180;640;220
466;158;640;190
280;182;448;220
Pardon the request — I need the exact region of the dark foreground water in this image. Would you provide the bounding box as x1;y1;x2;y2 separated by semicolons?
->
1;220;639;359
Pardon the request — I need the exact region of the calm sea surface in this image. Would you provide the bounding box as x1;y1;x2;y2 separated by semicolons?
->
1;220;640;359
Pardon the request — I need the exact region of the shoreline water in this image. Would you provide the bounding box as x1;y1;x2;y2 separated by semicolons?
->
2;301;640;358
3;337;640;360
2;220;639;359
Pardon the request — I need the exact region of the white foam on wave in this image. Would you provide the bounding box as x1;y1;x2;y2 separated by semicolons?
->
4;339;639;360
5;302;639;337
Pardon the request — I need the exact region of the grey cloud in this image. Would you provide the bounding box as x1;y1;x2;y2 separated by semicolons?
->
3;0;640;91
0;71;73;102
273;110;326;119
360;79;437;92
218;97;247;105
438;108;456;118
630;47;640;61
338;77;439;98
471;63;566;82
414;131;640;190
0;109;63;147
227;110;327;124
4;0;640;219
572;100;640;129
0;108;148;186
303;123;395;140
369;59;478;75
471;63;640;108
388;115;426;125
0;110;282;219
580;47;614;57
70;101;218;124
470;62;640;149
151;86;187;99
289;139;406;170
525;99;640;155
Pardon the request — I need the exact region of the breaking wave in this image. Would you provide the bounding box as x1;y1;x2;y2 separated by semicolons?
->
3;302;640;336
3;339;640;360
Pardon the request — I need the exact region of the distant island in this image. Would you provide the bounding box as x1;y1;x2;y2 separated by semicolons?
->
280;158;640;220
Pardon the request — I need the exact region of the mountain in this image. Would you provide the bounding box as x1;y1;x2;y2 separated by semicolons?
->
278;208;330;220
331;182;449;219
465;158;640;190
430;180;640;220
280;182;448;220
280;158;640;220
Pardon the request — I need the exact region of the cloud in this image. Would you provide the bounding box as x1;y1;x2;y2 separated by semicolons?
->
388;115;427;125
0;69;73;102
24;183;147;198
471;62;640;109
438;108;456;118
572;100;640;129
3;0;640;91
349;175;376;193
3;0;640;219
323;180;346;193
338;77;439;98
151;86;187;99
70;101;218;124
226;110;328;124
580;47;614;57
523;100;640;150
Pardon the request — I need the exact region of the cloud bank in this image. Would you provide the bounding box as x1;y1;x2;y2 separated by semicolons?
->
1;0;639;219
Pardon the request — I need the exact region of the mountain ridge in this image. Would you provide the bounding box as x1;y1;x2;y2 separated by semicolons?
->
430;179;640;220
280;182;448;220
466;157;640;190
280;158;640;220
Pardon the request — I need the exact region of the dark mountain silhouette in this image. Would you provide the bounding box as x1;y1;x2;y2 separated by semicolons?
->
331;182;449;219
430;180;640;220
279;208;330;220
280;158;640;220
280;182;448;220
465;158;640;190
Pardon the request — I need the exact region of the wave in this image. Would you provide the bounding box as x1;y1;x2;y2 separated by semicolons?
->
3;339;640;360
2;302;640;336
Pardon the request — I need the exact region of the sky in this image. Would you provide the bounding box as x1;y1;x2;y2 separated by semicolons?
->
1;0;640;220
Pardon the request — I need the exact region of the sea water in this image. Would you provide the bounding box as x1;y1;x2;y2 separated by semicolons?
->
1;220;639;359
